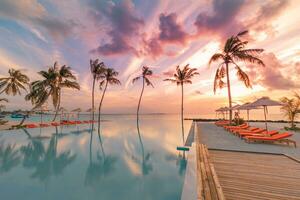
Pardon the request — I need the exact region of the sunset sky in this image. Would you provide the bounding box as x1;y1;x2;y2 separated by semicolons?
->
0;0;299;114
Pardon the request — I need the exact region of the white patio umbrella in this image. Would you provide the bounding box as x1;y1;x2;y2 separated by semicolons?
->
59;107;68;121
86;108;95;112
34;104;49;124
86;108;96;121
250;97;282;130
219;107;229;119
215;107;224;119
230;104;241;110
237;102;261;124
72;108;82;121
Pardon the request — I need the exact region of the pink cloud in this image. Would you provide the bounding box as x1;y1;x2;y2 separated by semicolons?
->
90;0;144;56
162;69;174;77
143;12;190;58
194;0;245;39
246;53;298;90
158;13;189;44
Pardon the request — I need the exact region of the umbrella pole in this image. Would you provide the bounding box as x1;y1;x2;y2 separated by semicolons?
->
247;110;249;121
264;106;268;130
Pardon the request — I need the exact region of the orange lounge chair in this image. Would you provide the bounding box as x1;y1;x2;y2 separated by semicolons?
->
68;121;76;125
224;123;248;131
75;121;82;124
83;120;89;123
215;120;230;126
61;120;70;125
51;122;60;126
236;128;266;137
239;130;278;138
26;124;38;128
244;132;296;147
39;123;50;127
227;125;251;132
231;127;260;134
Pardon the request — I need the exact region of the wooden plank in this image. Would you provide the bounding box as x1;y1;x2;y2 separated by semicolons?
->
201;145;219;200
199;144;212;199
196;143;204;199
204;146;225;200
210;150;300;200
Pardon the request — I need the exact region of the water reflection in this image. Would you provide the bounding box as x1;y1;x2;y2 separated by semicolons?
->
20;133;76;184
136;122;153;176
0;142;21;173
85;128;117;187
22;128;51;140
0;115;189;199
176;155;187;176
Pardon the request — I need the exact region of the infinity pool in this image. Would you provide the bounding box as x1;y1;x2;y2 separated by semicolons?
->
0;115;191;200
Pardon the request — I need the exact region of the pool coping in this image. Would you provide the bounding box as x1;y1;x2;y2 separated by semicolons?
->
181;122;198;200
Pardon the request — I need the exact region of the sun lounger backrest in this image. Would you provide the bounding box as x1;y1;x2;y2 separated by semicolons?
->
264;130;278;135
272;133;293;139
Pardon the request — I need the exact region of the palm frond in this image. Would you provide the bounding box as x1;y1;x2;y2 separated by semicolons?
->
213;65;227;93
209;53;224;66
233;52;265;67
237;30;248;37
99;80;106;90
239;49;264;55
145;77;154;88
60;80;80;90
235;65;251;88
132;76;140;84
164;78;181;85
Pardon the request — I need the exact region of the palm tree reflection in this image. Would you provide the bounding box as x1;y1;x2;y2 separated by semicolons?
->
20;134;76;184
136;122;153;176
85;128;116;187
0;142;21;174
176;154;187;176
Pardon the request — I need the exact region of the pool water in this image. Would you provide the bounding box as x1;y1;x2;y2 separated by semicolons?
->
0;115;191;200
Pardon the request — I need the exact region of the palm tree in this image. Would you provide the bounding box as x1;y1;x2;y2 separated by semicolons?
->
280;93;300;129
90;59;106;126
25;62;80;121
132;66;154;126
0;69;29;96
209;30;265;124
97;67;121;128
164;64;199;145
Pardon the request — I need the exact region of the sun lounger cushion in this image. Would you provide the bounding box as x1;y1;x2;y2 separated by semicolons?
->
245;132;293;140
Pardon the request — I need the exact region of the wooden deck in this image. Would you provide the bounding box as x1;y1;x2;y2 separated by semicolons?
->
209;150;300;200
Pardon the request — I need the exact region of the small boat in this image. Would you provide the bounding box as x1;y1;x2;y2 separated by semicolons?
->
11;113;26;118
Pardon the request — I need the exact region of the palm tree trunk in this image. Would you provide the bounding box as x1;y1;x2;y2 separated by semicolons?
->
137;78;145;127
91;77;96;130
97;81;108;131
92;77;96;122
137;124;145;164
18;111;30;126
89;129;93;164
181;82;184;145
291;114;295;128
225;62;233;124
97;129;106;159
53;90;61;121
